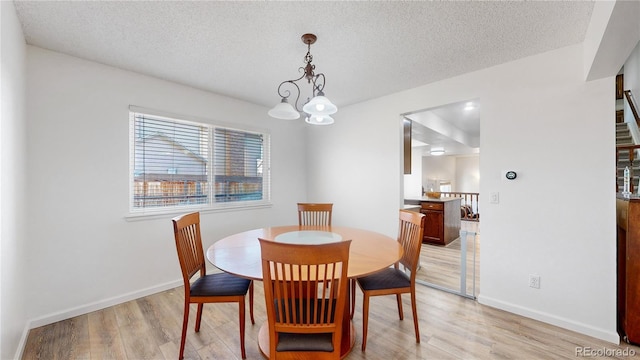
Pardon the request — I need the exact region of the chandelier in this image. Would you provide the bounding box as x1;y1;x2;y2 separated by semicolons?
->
268;33;337;125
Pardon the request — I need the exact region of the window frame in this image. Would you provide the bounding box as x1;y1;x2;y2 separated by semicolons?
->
126;106;271;220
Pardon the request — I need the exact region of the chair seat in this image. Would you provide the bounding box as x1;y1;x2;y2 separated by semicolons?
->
276;332;334;352
190;272;251;297
357;267;410;291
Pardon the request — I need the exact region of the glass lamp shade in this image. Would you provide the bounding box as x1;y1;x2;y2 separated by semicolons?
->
302;95;338;115
268;99;300;120
305;114;335;125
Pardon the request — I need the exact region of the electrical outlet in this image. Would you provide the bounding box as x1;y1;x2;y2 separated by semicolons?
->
529;274;541;289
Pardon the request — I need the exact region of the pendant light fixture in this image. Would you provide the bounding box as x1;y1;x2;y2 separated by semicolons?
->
268;33;337;124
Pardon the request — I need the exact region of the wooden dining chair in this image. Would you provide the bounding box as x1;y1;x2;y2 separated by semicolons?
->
259;238;351;360
172;212;254;360
351;210;425;351
297;203;333;226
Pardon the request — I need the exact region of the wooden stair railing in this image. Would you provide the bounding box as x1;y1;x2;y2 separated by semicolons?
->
624;90;640;128
617;144;640;194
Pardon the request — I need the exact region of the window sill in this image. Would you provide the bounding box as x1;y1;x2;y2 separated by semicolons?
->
124;201;273;222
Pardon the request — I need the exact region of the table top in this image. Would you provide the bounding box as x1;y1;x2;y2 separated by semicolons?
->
206;225;403;280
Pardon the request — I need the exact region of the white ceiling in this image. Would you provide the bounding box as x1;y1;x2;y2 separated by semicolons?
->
13;1;595;154
407;99;480;157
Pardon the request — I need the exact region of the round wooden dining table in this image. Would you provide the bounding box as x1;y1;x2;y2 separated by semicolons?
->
206;225;403;358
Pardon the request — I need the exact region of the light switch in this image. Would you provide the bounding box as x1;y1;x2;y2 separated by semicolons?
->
490;192;499;204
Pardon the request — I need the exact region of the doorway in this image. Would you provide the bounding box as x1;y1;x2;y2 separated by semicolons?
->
402;99;480;298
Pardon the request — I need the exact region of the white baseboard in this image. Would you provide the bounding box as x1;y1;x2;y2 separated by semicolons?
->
15;279;182;359
14;325;31;360
478;294;620;344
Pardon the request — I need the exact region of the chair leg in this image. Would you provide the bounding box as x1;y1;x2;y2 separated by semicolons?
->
361;294;370;351
350;279;356;319
239;298;247;359
195;303;204;332
396;294;404;320
249;281;255;324
179;300;190;360
411;289;420;343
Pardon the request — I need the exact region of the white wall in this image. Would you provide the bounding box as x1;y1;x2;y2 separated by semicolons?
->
585;1;640;148
455;155;479;193
584;1;640;82
624;41;640;136
24;47;308;331
403;146;423;198
1;2;28;359
422;155;456;191
307;43;618;342
420;154;479;194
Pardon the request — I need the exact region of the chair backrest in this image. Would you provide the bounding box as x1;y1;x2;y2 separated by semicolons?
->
259;239;351;357
172;212;206;285
397;210;425;280
297;203;333;226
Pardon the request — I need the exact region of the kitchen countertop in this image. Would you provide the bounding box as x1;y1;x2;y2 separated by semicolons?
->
403;204;421;210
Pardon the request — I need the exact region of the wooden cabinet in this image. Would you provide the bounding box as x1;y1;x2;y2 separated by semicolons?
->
617;74;624;100
419;198;461;245
403;119;411;174
616;195;640;344
423;207;444;242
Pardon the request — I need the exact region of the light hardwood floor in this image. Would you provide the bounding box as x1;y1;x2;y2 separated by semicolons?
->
23;277;640;359
417;220;480;295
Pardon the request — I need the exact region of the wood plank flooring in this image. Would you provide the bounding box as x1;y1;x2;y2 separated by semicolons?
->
417;220;480;295
23;278;640;359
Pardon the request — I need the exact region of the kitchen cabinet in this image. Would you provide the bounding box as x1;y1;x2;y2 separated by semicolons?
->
418;197;461;245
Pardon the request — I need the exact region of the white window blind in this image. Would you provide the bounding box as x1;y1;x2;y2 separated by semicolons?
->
129;109;270;215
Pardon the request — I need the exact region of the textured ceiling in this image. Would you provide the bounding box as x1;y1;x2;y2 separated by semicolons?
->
13;1;595;110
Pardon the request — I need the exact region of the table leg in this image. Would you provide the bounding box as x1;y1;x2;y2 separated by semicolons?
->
341;284;356;356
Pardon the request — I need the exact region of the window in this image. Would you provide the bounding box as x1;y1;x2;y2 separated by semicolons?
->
439;181;451;192
129;107;270;216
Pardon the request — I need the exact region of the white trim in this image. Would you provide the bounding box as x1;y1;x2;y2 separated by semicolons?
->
124;201;272;221
127;105;272;219
128;105;270;135
13;326;30;360
478;294;620;344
